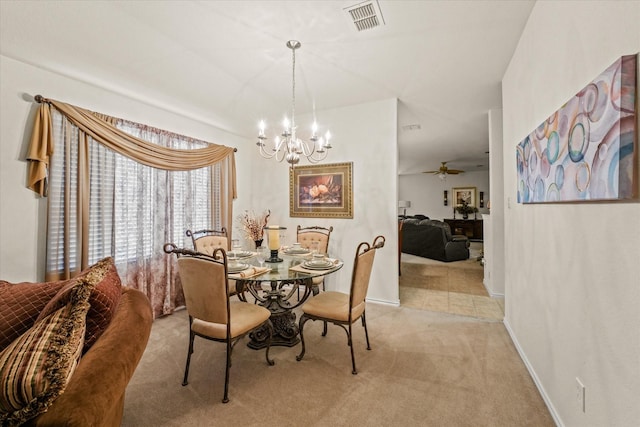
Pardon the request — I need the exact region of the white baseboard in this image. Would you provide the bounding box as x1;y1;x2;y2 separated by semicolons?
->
503;319;563;427
482;279;504;298
366;297;400;307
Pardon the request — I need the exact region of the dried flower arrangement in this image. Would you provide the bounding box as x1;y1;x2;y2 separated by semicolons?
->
237;209;270;241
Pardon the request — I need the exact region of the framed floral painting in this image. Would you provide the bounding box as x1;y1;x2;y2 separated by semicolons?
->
289;162;353;218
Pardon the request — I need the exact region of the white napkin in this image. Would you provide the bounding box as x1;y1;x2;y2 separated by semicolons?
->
229;266;270;279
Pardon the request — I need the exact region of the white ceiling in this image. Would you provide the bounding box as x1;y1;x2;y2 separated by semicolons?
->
0;0;534;175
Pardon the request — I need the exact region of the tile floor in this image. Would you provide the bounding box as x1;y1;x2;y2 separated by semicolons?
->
400;286;504;320
399;246;504;321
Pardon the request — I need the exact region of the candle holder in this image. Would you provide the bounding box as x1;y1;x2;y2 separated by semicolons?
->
264;226;286;263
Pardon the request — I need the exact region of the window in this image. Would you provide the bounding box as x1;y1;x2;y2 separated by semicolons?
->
47;111;220;272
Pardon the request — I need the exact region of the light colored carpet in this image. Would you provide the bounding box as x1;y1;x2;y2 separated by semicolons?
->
122;303;553;426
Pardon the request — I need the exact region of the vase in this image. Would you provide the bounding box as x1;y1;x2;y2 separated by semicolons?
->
462;213;469;220
254;239;263;249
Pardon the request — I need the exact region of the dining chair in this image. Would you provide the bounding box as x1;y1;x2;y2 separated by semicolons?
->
163;243;275;403
296;235;385;374
186;228;229;255
296;225;333;297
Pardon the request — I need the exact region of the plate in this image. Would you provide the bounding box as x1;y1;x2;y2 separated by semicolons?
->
303;260;334;270
228;251;253;259
227;263;250;273
285;248;310;255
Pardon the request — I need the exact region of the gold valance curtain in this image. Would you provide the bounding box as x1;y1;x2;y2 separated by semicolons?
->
26;97;237;198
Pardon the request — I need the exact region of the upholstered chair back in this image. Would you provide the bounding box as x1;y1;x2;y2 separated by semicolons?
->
297;225;333;254
177;256;229;326
186;228;229;256
349;240;380;319
194;236;229;256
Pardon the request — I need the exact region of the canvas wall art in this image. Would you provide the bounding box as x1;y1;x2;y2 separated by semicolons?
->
516;54;637;203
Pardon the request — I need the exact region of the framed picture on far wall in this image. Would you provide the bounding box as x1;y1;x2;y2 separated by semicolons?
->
289;162;353;218
452;186;477;207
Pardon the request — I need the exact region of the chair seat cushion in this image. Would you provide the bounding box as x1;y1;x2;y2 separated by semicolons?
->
191;302;270;339
301;291;365;322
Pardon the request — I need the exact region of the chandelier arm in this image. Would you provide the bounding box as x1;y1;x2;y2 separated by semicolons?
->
274;143;288;163
258;143;277;159
307;149;329;163
297;139;314;156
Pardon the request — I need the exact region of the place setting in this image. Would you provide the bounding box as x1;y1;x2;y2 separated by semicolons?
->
227;261;270;279
290;252;342;274
227;239;256;262
282;242;311;256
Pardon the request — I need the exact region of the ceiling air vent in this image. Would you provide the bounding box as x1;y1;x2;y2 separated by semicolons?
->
344;1;385;32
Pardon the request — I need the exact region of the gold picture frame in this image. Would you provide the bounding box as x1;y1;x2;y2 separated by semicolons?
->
452;186;477;207
289;162;353;218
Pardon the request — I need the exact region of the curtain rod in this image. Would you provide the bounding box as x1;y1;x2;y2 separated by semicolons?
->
34;94;50;104
33;94;238;152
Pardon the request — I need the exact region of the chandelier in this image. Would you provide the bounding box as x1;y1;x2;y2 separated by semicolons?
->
256;40;332;166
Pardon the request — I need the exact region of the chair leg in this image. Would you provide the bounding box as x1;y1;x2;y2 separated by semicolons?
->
322;321;328;336
222;339;231;403
265;321;275;366
361;312;371;350
182;326;195;386
348;323;357;375
296;314;310;361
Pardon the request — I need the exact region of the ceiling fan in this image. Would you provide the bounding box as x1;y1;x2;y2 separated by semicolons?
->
423;162;465;180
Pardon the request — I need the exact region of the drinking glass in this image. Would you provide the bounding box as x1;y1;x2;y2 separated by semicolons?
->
231;239;241;257
256;246;268;267
310;241;319;255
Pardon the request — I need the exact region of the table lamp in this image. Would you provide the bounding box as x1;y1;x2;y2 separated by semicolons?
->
398;200;411;216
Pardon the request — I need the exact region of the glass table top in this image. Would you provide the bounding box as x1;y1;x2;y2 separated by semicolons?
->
227;252;343;281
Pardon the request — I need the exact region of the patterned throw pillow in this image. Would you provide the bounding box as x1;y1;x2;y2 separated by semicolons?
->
36;257;123;353
0;277;93;426
0;280;66;351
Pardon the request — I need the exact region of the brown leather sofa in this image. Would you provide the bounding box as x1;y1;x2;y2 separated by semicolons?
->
401;218;469;262
23;287;152;427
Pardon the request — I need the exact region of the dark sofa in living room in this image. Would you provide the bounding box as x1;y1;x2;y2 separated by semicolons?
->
401;218;469;262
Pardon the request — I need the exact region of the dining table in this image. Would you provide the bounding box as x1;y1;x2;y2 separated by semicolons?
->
226;248;344;349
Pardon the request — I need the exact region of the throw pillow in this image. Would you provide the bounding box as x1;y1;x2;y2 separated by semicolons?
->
0;277;93;426
0;279;66;351
36;257;122;353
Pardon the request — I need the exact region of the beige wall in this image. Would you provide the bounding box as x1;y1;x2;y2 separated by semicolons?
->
502;2;640;426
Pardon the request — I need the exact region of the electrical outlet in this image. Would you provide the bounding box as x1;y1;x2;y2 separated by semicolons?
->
575;377;585;412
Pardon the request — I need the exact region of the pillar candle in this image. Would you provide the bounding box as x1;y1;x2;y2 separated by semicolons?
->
268;226;280;250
